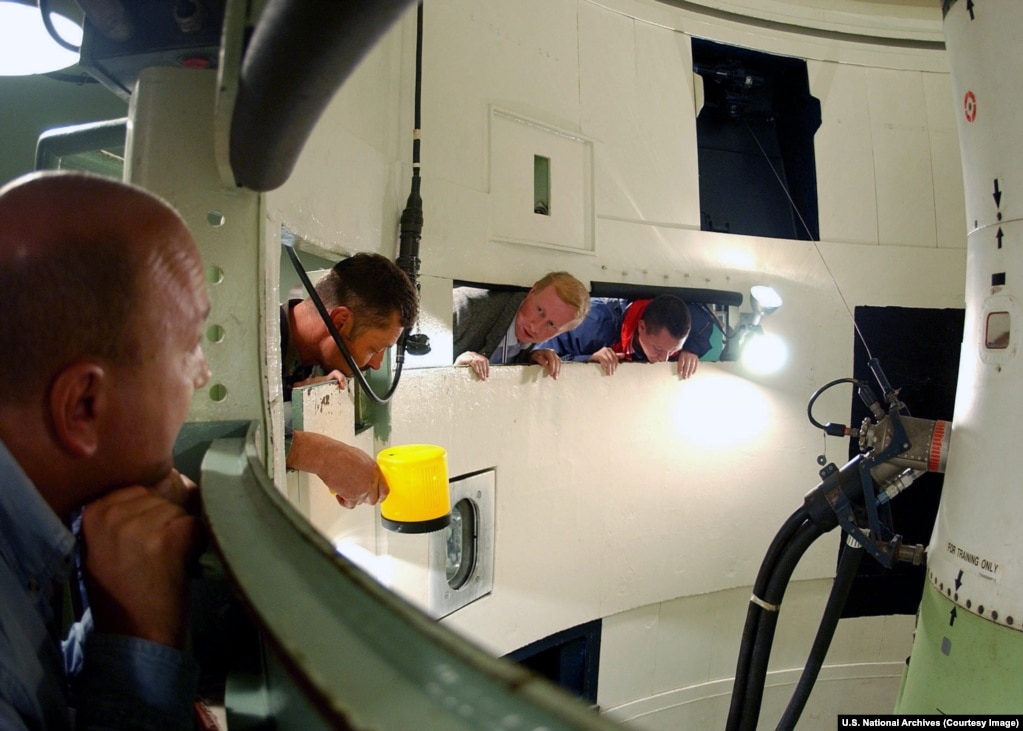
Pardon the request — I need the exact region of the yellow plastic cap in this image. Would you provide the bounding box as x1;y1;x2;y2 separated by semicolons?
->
378;444;451;534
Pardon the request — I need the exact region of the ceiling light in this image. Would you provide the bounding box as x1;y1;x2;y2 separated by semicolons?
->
0;1;82;76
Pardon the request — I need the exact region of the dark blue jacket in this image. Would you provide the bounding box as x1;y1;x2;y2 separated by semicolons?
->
538;297;716;361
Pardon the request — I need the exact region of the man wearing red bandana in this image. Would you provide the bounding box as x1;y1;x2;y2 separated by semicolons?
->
538;295;714;378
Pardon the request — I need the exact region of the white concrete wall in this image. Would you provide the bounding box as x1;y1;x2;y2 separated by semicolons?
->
270;0;967;727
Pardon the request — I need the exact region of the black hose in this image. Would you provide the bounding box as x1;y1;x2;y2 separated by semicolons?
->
776;539;864;730
726;506;811;731
395;2;431;356
396;1;423;280
275;2;427;399
230;0;418;191
736;520;826;731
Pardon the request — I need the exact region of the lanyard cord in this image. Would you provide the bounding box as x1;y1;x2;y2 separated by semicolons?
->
742;119;874;362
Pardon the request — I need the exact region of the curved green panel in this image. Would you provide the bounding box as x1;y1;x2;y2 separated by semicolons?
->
896;580;1023;714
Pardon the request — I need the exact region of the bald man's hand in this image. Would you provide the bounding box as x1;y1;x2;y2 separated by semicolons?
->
80;471;201;650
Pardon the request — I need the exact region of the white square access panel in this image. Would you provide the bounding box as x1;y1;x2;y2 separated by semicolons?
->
351;468;495;619
489;106;595;253
429;469;495;619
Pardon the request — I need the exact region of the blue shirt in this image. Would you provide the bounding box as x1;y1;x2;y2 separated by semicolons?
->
0;439;199;730
538;298;629;361
538;298;716;361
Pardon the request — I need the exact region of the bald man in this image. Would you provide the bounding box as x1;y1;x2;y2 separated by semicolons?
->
0;172;210;729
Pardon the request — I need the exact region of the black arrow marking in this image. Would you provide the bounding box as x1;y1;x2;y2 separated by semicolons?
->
997;228;1004;249
994;179;1002;208
967;0;975;20
950;607;957;626
955;570;963;591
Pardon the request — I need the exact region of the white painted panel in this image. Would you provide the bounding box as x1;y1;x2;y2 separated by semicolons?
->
405;274;455;369
868;67;937;248
594;0;947;71
670;0;943;42
292;381;379;545
258;0;961;286
596;603;661;711
812;240;965;309
631;26;700;227
266;11;411;256
380;365;838;655
578;1;639;223
811;60;878;246
599;583;915;729
579;3;701;227
489;107;594;252
422;0;583;195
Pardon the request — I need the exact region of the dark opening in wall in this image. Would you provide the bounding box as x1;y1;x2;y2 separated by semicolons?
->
693;38;821;241
505;620;601;706
842;305;964;617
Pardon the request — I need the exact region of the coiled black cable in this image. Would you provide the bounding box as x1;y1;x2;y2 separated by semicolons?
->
806;377;860;433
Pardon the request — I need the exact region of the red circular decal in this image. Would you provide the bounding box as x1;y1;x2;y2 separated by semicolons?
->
964;90;977;122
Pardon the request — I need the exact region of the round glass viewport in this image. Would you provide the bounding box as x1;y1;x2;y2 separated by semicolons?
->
445;498;477;590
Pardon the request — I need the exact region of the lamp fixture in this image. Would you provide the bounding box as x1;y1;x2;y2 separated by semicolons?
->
0;0;82;77
377;444;451;534
720;284;786;372
749;284;782;325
